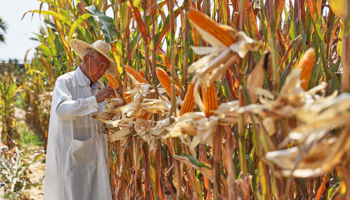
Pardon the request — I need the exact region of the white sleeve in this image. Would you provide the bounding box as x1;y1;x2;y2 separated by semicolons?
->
54;79;99;120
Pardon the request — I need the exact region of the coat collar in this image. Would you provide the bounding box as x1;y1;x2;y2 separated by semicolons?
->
72;66;103;88
72;66;88;87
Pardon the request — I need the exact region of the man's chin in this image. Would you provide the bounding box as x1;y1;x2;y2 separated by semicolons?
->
93;77;101;82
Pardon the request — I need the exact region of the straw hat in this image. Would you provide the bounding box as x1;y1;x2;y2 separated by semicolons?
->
69;39;116;76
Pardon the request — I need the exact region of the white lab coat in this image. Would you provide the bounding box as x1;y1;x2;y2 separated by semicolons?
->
44;67;112;200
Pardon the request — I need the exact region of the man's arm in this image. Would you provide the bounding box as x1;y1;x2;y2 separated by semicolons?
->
54;79;99;120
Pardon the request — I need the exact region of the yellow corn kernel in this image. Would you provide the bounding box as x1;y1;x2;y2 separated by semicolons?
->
179;81;196;116
156;67;183;99
106;83;122;99
186;8;235;46
125;66;149;84
123;90;132;104
139;69;145;78
106;73;119;89
202;83;218;117
296;48;315;90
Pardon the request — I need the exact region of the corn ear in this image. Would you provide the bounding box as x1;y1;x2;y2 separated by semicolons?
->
140;112;151;120
186;8;235;47
106;73;119;89
125;66;149;84
156;67;183;99
295;48;315;90
179;81;196;116
106;83;113;88
139;69;145;78
106;82;122;99
202;83;218;117
123;90;132;104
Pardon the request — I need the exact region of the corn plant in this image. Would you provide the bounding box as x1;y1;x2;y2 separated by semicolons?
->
25;0;350;199
0;146;45;196
0;72;22;149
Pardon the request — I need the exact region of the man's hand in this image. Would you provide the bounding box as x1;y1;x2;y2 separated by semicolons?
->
95;86;116;103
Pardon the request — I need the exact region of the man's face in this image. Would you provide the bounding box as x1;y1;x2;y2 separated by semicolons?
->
84;53;109;83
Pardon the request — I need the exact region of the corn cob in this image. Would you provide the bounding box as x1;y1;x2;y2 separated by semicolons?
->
106;82;123;100
186;8;235;46
156;67;184;99
140;112;151;120
125;66;149;84
123;90;132;104
295;48;315;90
106;73;119;89
201;83;218;117
139;69;145;78
106;83;113;88
179;81;196;116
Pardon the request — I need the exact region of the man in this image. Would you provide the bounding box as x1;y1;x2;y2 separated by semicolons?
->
44;39;117;200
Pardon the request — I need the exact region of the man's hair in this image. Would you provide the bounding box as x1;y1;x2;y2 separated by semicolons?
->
82;48;100;59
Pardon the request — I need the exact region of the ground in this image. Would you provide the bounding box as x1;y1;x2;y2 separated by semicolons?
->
18;146;45;199
0;108;46;200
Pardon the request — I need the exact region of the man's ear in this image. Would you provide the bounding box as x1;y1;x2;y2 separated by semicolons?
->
83;55;89;65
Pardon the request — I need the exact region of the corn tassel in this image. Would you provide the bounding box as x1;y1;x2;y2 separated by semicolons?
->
295;48;315;90
125;66;149;84
179;81;196;116
186;8;235;46
156;67;183;99
106;73;119;89
139;69;145;78
202;83;218;117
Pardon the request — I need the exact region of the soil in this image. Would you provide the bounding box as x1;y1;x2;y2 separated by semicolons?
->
19;146;45;200
0;108;46;200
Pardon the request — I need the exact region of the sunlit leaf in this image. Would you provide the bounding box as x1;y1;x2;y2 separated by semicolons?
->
67;13;91;42
85;6;118;43
329;0;345;19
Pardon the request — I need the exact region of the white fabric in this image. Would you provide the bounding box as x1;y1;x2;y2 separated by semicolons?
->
44;67;112;200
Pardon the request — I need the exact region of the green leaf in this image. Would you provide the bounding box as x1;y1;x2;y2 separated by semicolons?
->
150;7;182;50
23;10;69;25
38;44;53;56
174;154;211;169
85;5;119;43
337;23;344;57
328;59;342;93
76;26;94;44
67;13;91;42
329;0;345;19
311;17;333;79
130;32;142;60
119;1;130;38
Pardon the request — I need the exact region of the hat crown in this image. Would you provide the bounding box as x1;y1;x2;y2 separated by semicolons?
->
91;40;110;55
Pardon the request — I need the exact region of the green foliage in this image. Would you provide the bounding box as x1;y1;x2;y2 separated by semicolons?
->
18;123;44;147
0;147;45;195
22;0;350;199
0;72;22;149
0;17;7;44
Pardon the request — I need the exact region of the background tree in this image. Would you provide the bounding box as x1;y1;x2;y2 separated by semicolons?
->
0;17;7;43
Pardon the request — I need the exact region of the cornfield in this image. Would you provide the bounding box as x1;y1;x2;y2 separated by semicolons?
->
22;0;350;199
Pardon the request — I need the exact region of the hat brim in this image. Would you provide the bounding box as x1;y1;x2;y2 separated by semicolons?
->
69;39;116;76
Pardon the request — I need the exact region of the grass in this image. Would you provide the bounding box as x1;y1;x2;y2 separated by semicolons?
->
17;121;44;147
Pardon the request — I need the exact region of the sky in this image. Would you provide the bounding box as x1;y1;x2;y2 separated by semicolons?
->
0;0;302;64
0;0;45;63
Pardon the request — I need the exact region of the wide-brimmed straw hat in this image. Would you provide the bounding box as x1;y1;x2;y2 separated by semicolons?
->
69;39;116;76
